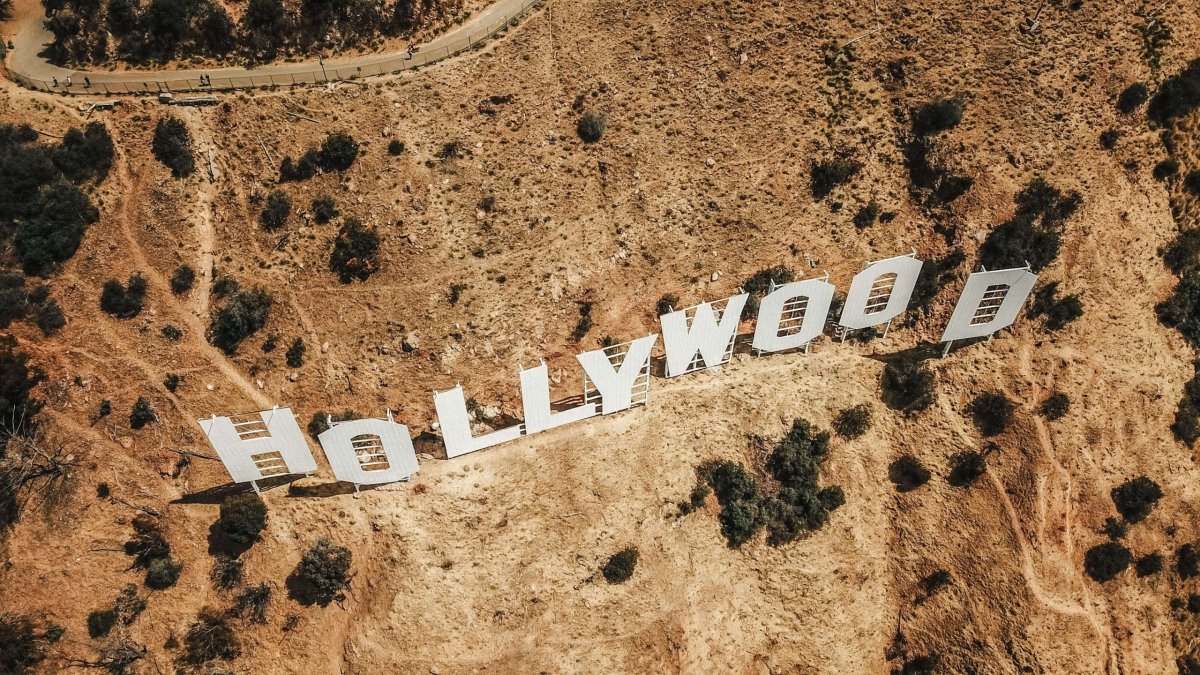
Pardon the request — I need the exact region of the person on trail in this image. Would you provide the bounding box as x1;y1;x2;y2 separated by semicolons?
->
52;77;58;87
65;76;72;87
83;76;90;88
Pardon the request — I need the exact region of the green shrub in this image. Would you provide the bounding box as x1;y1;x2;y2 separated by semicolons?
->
54;122;114;183
880;357;935;415
35;300;65;336
145;556;183;589
1180;543;1200;579
210;554;244;590
163;373;180;393
15;180;99;276
312;196;337;224
967;392;1014;436
1154;159;1180;181
183;607;240;664
234;583;271;624
306;410;359;438
978;177;1081;273
124;515;170;568
170;265;195;294
577;112;606;143
289;537;352;606
852;201;880;229
129;396;156;429
1156;270;1200;348
1136;552;1163;577
1040;393;1069;421
260;190;291;231
1099;129;1121;150
100;273;147;318
1084;541;1131;582
1147;60;1200;127
572;301;594;341
0;613;44;672
911;97;964;136
601;547;638;584
329;218;380;283
286;337;305;368
740;265;794;318
1117;82;1149;114
152;117;195;178
1185;171;1200;195
947;451;986;487
217;493;267;548
1111;476;1162;523
319;132;359;171
87;608;117;638
211;288;272;353
655;293;679;316
387;140;405;156
833;404;871;439
888;455;931;492
810;157;861;199
280;150;320;181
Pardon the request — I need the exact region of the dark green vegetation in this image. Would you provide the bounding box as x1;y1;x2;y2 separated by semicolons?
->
234;583;272;624
99;273;147;318
260;190;291;231
1084;541;1131;582
833;404;872;439
0;613;45;672
810;157;861;199
902;97;972;208
211;288;273;353
1136;552;1163;577
216;494;267;548
129;396;156;429
211;554;243;590
151;117;195;178
0;272;66;336
656;293;679;317
577;112;606;143
280;132;359;180
1111;476;1162;524
978;178;1082;273
967;392;1014;436
183;607;239;664
1117;82;1149;115
43;0;462;65
1;123;108;276
947;450;986;487
1040;392;1070;421
306;409;359;437
880;356;935;415
572;301;594;341
170;265;196;294
888;455;931;492
288;537;352;606
740;265;794;318
312;196;338;224
688;420;844;548
286;338;306;367
329;219;380;282
86;608;116;638
1028;282;1084;330
124;515;180;589
601;547;639;584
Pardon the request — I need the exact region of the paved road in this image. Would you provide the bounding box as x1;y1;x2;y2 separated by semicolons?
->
2;0;537;94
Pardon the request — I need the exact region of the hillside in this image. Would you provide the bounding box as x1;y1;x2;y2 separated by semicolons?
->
2;0;1200;672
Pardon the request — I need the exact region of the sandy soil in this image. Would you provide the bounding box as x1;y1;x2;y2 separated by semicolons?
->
1;0;1199;672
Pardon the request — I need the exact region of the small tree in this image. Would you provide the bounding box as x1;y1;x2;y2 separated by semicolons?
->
1135;552;1163;577
967;392;1014;436
1111;476;1162;523
387;140;405;156
210;554;244;590
217;493;267;548
577;112;607;143
130;396;157;429
87;609;117;638
234;583;271;624
55;123;114;183
880;357;935;415
655;293;680;316
170;265;195;294
1084;541;1131;582
810;158;861;199
35;301;65;335
601;547;639;584
319;132;359;171
152;117;195;178
286;338;305;368
289;537;352;606
312;196;337;224
888;455;931;492
911;97;964;136
947;451;986;487
329;219;380;283
145;556;183;589
833;404;871;439
183;607;240;664
211;288;272;354
100;274;147;318
260;190;291;231
1040;393;1069;420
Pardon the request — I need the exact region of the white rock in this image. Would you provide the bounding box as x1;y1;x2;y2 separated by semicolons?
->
711;271;721;282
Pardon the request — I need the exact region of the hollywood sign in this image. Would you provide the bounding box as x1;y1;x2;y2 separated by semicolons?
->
198;253;1037;492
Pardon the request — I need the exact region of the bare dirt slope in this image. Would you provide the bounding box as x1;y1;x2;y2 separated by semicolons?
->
1;0;1200;672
